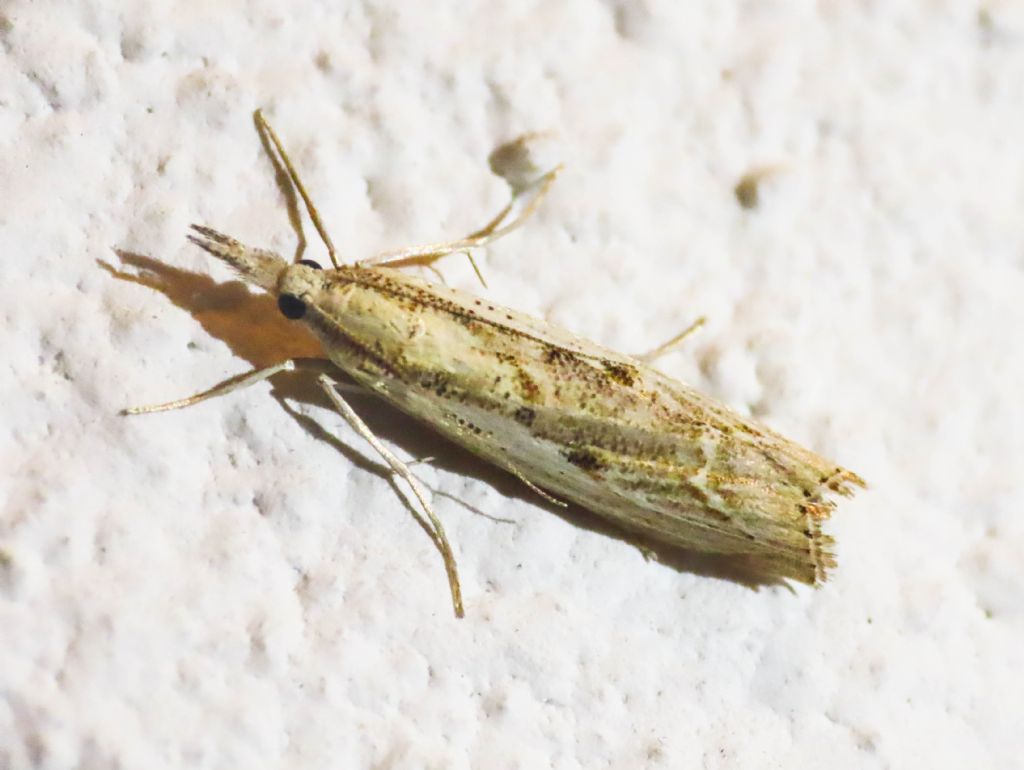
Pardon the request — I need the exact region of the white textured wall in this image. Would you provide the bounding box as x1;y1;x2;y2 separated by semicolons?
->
2;2;1022;768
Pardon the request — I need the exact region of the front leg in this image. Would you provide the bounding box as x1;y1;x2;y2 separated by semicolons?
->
122;358;337;415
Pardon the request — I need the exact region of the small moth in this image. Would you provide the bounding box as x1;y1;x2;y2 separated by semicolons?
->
126;111;864;618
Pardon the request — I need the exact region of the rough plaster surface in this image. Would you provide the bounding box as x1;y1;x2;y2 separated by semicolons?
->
2;2;1022;768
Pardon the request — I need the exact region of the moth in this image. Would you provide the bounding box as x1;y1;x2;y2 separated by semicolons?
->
127;111;865;617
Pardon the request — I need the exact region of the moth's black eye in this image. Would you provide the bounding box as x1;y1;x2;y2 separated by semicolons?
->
297;259;322;270
278;293;307;320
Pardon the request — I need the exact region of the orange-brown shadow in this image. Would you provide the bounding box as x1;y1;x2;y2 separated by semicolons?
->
101;250;410;473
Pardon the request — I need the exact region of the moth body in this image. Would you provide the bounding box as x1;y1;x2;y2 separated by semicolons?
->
200;228;864;585
130;115;864;617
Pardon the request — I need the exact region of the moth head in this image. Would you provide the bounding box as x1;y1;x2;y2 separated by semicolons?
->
275;259;324;320
188;225;325;321
187;224;288;292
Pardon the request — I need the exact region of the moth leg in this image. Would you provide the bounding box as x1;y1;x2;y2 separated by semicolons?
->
255;109;343;269
318;374;465;619
358;164;563;272
637;316;706;363
121;358;333;415
636;545;659;562
504;462;567;509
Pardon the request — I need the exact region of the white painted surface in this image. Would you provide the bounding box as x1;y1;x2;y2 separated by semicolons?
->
2;2;1022;768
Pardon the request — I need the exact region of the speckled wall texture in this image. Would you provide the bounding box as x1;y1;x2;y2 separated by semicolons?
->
1;2;1021;769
